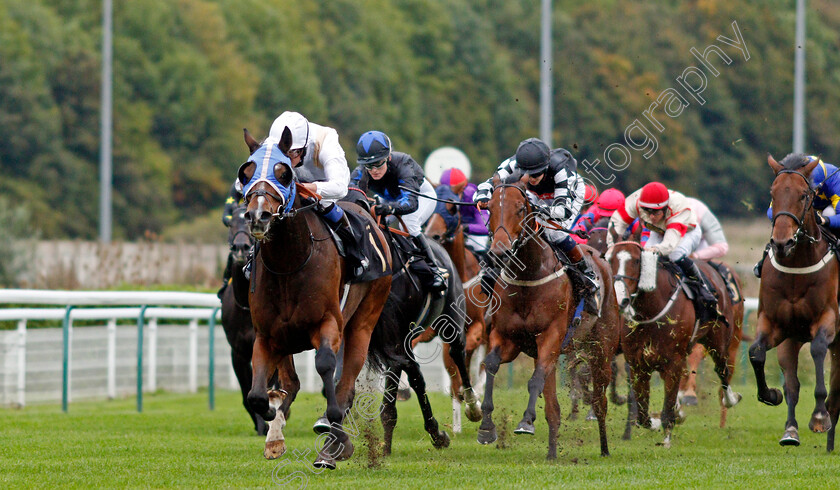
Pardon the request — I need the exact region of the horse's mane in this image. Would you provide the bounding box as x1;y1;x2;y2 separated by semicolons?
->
780;153;811;170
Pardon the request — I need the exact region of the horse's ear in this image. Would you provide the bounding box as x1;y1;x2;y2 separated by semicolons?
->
278;127;293;156
244;128;260;154
802;157;821;177
767;153;783;174
238;161;255;187
274;162;293;187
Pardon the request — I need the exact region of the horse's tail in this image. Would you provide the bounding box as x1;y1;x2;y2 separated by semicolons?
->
365;295;412;373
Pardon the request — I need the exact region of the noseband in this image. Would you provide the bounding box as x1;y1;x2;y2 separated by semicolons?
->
770;169;819;247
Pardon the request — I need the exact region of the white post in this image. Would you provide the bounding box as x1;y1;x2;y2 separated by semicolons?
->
439;340;451;395
67;317;73;402
188;319;198;393
228;362;238;390
305;352;316;392
16;319;26;407
148;318;158;392
107;319;117;399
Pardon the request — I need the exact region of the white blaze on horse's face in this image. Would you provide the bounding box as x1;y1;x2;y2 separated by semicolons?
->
613;250;632;308
250;195;269;240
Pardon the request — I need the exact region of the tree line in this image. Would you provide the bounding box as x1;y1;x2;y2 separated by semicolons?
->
2;0;838;239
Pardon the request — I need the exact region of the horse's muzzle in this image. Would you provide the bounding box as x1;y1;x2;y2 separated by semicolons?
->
770;237;795;258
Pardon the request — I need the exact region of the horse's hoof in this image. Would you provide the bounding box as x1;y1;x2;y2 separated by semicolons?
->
335;439;355;461
313;456;337;470
312;416;330;434
681;395;698;406
514;421;535;435
675;409;687;425
611;394;627;406
649;417;662;431
809;412;832;433
465;402;482;423
585;409;597;421
722;387;742;408
433;430;451;449
759;388;784;406
477;427;497;445
779;427;801;446
263;439;286;460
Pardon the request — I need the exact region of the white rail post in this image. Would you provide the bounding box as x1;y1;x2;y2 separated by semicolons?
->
107;318;117;399
305;352;316;392
148;318;158;393
16;319;26;407
188;319;198;393
68;316;74;403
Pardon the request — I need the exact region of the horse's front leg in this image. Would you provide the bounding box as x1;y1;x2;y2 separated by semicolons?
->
247;335;284;458
477;337;518;445
516;325;561;440
660;364;683;449
542;364;561;460
748;314;784;406
630;366;652;430
678;344;704;406
313;320;346;470
826;341;840;452
405;360;451;449
777;339;802;446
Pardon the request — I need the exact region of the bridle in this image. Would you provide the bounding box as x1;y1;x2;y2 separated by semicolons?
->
491;183;541;256
770;169;820;247
608;241;680;324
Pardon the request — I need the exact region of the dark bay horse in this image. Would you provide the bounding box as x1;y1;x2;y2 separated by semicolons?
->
240;128;392;469
477;180;619;458
374;215;481;455
220;204;269;435
423;208;488;433
606;240;741;447
751;153;840;449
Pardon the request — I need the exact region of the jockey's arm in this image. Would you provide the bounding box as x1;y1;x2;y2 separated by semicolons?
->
475;157;518;204
692;209;729;260
545;172;585;228
311;130;349;200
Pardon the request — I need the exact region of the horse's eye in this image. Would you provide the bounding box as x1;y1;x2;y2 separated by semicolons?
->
517;207;525;216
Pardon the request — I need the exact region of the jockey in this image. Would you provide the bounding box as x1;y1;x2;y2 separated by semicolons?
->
218;179;246;298
350;130;449;293
475;138;600;315
754;156;838;277
686;197;729;260
439;168;491;256
583;183;599;209
608;182;719;317
571;188;626;244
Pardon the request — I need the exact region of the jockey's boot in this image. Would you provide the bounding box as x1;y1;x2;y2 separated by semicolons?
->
753;243;771;278
564;245;601;316
217;254;233;299
413;234;449;295
676;256;721;322
320;203;368;280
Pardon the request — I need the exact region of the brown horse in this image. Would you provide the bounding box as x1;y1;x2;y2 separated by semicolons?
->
423;209;488;433
751;153;840;449
240;128;392;469
606;240;741;447
678;261;745;428
477;180;619;458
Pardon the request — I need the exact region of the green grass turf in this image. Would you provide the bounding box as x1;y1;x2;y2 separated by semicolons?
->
0;381;836;489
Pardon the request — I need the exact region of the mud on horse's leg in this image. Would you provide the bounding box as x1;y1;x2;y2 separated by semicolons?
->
477;346;502;445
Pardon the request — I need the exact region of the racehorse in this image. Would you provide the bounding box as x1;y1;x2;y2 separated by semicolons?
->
423;207;489;433
677;261;745;428
240;128;392;469
220;204;271;435
373;212;482;455
606;239;741;447
751;153;840;449
477;179;619;458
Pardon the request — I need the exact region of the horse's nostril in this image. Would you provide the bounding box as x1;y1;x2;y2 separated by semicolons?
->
244;211;252;222
620;298;630;308
259;211;272;222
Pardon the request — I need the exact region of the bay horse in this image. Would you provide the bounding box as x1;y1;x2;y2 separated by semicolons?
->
678;261;745;428
751;153;840;449
240;128;392;469
423;206;488;433
606;239;741;447
477;179;619;458
220;204;271;435
373;213;481;455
